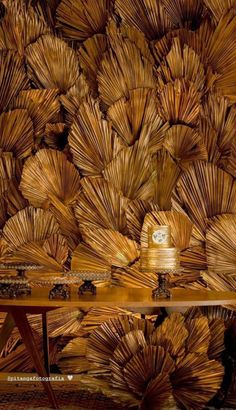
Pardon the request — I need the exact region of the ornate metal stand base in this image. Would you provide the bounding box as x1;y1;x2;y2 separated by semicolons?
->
79;280;96;295
0;278;31;298
152;273;171;299
49;284;70;300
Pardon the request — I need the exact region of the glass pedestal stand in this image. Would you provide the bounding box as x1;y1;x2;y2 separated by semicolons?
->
68;271;111;295
0;263;43;298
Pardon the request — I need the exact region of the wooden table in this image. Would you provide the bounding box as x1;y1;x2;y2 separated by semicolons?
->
0;287;236;409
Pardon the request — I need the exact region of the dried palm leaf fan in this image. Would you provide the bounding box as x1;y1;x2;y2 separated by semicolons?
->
43;234;68;266
171;353;224;409
2;206;60;252
78;34;107;93
98;24;156;107
225;138;236;177
44;123;66;150
58;337;95;374
71;243;110;272
113;261;157;289
25;34;79;92
176;161;236;236
0;50;29;112
141;210;193;251
126;199;159;242
206;214;236;275
204;0;236;23
202;270;236;293
68;95;122;177
81;227;139;268
115;0;173;40
163;125;208;170
198;117;221;164
180;245;207;272
152;149;181;210
0;198;7;228
31;0;60;28
0;0;49;55
3;179;28;216
20;149;80;208
74;177;128;234
0;110;33;159
11;89;60;138
56;0;112;41
120;24;154;65
0;151;15;181
103;130;154;201
206;11;236;103
207;318;225;361
157;37;205;93
157;79;201;127
160;0;204;27
185;317;211;354
108;87;169;148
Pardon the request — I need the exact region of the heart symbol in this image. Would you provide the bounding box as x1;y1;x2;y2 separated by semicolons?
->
67;375;73;381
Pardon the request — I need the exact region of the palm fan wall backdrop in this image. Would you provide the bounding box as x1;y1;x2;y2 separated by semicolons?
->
0;0;236;406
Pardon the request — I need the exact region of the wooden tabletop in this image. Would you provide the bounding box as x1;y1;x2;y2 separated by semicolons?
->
0;287;236;308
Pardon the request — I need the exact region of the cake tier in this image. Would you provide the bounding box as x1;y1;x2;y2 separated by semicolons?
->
148;225;171;248
140;247;180;271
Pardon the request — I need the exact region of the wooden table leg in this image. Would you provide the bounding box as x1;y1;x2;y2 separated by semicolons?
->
0;313;15;353
42;311;50;376
10;308;59;409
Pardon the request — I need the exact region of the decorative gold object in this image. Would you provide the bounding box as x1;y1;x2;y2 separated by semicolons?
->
0;263;43;298
67;271;111;295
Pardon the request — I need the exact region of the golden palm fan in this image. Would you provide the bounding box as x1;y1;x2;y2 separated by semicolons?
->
120;24;154;64
185;317;211;354
56;0;112;41
141;210;193;251
0;50;29;112
142;375;174;410
180;245;207;272
157;37;205;92
157;79;201;126
20;149;80;208
68;96;122;177
160;0;204;27
0;110;33;159
224;137;236;177
0;151;15;182
200;305;235;321
4;179;29;216
151;313;188;359
171;353;224;409
44;123;66;149
107;88;169;148
25;34;79;92
176;161;236;236
78;34;107;93
163;124;208;169
208;319;225;361
198;117;221;164
12;89;60;138
126;199;159;242
0;198;7;229
202;270;236;294
59;336;87;359
43;233;68;266
152;149;182;210
103;130;154;201
204;0;236;23
75;177;128;234
113;261;157;289
115;0;173;40
81;226;139;268
2;206;60;251
81;307;138;333
0;1;49;55
206;214;236;275
71;243;110;272
98;30;156;106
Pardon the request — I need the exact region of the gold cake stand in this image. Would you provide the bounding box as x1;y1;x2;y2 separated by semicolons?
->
67;271;111;295
0;263;43;298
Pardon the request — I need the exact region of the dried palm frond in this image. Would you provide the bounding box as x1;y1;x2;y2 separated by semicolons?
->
152;149;181;210
78;34;107;93
200;305;235;322
81;227;139;268
176;161;236;236
0;50;29;112
180;246;207;271
56;0;112;41
0;151;15;182
225;138;236;177
120;24;154;64
103;130;154;201
0;110;33;159
208;319;225;360
142;379;176;410
12;89;60;138
20;149;80;208
198;117;221;164
164;124;208;169
4;179;29;216
3;206;60;251
113;261;157;289
206;214;236;274
171;353;224;409
157;37;205;92
71;243;110;272
0;1;49;55
107;87;169;148
98;32;156;106
160;0;204;27
0;198;7;228
44;123;67;149
43;233;68;266
204;0;236;23
81;307;138;333
68;96;122;177
115;0;173;40
25;34;79;92
58;356;92;374
202;270;236;293
157;79;201;126
59;337;87;359
126;199;159;242
75;177;128;234
151;313;188;359
185;317;211;354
